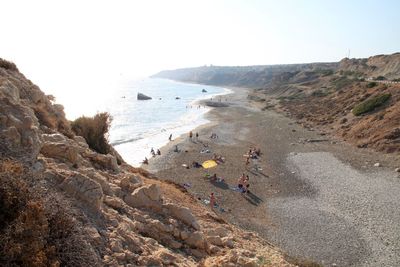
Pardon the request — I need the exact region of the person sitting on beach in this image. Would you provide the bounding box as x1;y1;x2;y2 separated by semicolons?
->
192;161;201;168
210;192;216;209
169;134;172;141
142;157;149;165
157;149;161;155
196;132;199;140
189;131;193;140
210;133;218;139
151;148;156;157
174;145;179;152
211;173;218;181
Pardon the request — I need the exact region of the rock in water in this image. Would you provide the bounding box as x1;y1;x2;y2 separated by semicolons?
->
202;89;207;93
137;93;152;100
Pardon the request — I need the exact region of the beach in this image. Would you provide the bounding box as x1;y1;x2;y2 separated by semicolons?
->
143;87;400;266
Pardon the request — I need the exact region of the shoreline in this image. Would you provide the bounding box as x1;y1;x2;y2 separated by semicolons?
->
142;84;400;266
141;86;244;171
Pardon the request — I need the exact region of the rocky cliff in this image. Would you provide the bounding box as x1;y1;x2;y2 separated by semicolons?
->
0;58;293;266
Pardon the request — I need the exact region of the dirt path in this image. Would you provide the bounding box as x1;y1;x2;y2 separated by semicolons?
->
144;88;400;267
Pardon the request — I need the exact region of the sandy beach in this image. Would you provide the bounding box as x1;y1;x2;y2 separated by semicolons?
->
143;88;400;267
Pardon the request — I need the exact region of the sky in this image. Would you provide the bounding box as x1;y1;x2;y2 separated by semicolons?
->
1;0;399;102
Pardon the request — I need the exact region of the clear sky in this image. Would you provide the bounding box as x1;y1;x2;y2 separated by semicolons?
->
1;0;399;100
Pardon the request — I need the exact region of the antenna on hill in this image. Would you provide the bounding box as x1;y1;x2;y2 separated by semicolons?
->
347;49;351;58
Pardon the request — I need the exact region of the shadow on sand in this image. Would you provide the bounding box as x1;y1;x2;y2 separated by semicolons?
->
210;180;229;190
242;191;263;206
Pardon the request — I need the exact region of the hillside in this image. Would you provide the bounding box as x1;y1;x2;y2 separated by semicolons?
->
152;63;339;89
0;59;293;266
153;52;400;154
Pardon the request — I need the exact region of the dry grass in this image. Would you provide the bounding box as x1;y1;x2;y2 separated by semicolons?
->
71;112;112;155
0;159;100;266
0;58;18;71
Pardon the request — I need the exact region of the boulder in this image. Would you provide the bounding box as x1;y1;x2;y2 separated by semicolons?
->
93;154;119;172
163;203;200;230
185;231;206;249
60;173;103;210
41;142;78;164
104;196;124;209
124;184;162;210
207;235;223;246
137;93;152;100
120;175;142;193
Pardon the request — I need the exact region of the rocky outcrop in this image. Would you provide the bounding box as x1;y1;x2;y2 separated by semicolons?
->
137;93;152;100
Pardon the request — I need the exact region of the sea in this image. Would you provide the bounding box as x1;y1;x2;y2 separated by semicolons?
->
65;78;230;166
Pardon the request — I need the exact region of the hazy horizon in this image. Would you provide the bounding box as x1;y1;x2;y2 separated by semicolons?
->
1;0;399;105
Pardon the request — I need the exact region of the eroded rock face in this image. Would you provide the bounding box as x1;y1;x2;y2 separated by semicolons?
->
60;172;103;210
41;142;78;164
124;184;162;211
163;203;200;230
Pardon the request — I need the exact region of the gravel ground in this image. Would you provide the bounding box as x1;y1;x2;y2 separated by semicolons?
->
145;88;400;266
268;152;400;267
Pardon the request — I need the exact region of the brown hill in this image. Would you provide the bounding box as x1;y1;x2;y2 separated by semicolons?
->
0;58;293;266
154;52;400;154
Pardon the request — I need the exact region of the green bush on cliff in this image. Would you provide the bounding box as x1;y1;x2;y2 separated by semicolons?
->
71;112;112;154
366;82;377;88
352;93;391;116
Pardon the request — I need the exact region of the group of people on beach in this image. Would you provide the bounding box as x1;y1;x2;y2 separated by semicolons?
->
142;147;161;164
189;131;199;141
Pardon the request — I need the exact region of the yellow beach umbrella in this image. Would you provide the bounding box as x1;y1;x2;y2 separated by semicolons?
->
202;160;218;169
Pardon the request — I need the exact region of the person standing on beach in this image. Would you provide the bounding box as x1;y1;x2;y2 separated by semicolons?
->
210;193;216;209
189;131;193;140
169;134;172;141
196;132;199;140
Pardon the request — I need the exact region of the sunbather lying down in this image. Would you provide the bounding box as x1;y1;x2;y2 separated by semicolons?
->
192;161;202;168
212;153;225;163
210;173;225;182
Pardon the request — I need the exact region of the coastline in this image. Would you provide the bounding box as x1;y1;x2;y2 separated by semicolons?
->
142;84;400;266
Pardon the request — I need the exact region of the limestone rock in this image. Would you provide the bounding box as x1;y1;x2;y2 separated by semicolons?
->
104;196;124;210
207;235;223;246
41;142;78;164
222;236;235;248
42;133;66;143
120;175;142;193
124;184;162;210
163;203;200;230
74;135;89;148
60;173;103;210
92;153;119;172
2;126;21;145
185;231;207;249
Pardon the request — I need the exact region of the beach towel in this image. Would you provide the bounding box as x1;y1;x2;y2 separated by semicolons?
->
202;160;218;169
230;186;246;193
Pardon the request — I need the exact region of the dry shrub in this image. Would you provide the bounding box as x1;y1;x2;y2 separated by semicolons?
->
0;58;18;71
71;112;112;155
34;105;57;129
0;159;100;266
